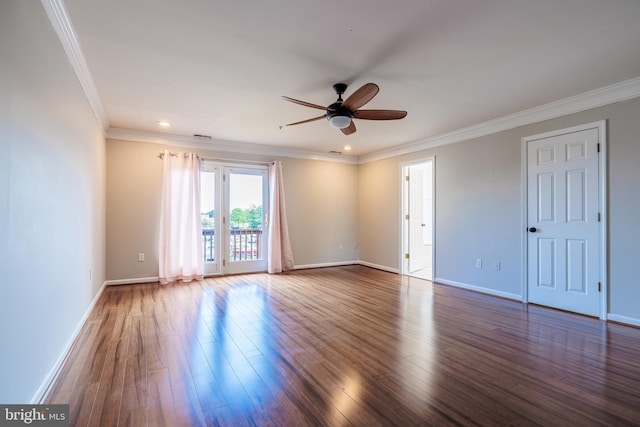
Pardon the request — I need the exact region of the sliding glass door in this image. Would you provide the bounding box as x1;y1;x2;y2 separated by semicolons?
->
201;163;268;275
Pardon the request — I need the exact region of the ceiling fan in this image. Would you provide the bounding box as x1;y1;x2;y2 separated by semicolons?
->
282;83;407;135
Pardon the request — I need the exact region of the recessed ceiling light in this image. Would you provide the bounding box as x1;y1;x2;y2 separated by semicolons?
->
157;120;171;127
344;145;352;151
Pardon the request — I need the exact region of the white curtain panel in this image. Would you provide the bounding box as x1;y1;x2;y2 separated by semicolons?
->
268;161;294;273
158;150;204;284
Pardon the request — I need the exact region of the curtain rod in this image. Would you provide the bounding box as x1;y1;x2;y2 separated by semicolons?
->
157;151;271;165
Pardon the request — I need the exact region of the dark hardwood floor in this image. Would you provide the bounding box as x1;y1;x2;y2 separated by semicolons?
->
44;266;640;426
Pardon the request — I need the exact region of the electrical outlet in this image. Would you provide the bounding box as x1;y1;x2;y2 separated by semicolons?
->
476;259;482;268
138;253;145;262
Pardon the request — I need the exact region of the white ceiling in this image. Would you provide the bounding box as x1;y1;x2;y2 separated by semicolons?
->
61;0;640;158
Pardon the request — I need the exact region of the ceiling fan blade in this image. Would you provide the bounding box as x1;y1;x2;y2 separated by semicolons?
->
281;96;328;111
341;121;357;135
283;114;326;127
342;83;379;111
354;109;407;120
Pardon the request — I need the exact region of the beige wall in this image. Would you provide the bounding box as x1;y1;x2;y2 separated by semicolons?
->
0;1;106;402
106;139;359;280
358;96;640;322
357;160;401;270
106;140;163;280
284;159;359;266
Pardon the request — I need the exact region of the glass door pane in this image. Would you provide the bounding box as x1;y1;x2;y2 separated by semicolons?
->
225;167;268;274
201;167;220;275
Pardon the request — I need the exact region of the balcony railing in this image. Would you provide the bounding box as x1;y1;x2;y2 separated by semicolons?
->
203;229;216;262
202;228;263;263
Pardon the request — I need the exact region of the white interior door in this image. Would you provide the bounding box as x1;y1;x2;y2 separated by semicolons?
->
526;127;601;316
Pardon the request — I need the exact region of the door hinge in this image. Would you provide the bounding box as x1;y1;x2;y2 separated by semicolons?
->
223;216;226;224
598;282;602;292
597;143;600;153
405;175;410;181
223;259;226;267
405;253;410;259
405;214;410;220
597;212;601;222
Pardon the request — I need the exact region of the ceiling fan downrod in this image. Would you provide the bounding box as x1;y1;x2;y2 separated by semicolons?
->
333;83;347;102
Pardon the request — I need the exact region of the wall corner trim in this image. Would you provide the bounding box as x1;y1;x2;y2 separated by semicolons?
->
40;0;109;132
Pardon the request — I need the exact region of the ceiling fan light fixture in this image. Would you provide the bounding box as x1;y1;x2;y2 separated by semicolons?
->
329;115;351;129
282;82;405;135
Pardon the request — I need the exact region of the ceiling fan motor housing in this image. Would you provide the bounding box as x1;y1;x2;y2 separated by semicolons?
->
326;102;353;121
328;83;351;121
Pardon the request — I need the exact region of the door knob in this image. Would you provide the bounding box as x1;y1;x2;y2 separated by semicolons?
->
528;227;537;232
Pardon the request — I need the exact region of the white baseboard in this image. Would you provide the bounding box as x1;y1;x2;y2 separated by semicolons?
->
607;313;640;328
434;277;523;301
293;260;400;274
31;281;107;404
104;276;159;286
357;260;399;274
293;261;358;270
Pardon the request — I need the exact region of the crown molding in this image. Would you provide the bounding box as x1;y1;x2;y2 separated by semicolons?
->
106;127;359;164
41;0;109;132
359;76;640;164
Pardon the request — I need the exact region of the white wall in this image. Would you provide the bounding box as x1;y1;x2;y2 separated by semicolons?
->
358;96;640;323
0;1;106;403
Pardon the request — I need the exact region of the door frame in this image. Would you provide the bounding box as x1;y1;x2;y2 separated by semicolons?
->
200;161;269;276
520;120;608;319
400;157;435;279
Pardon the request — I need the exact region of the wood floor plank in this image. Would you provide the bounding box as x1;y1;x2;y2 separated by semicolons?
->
166;335;208;427
147;368;177;427
120;316;147;426
88;338;129;427
44;266;640;426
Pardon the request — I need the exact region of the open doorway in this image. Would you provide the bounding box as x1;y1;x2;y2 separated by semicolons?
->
401;158;434;280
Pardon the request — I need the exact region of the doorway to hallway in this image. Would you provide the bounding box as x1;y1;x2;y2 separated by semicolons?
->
401;158;434;280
